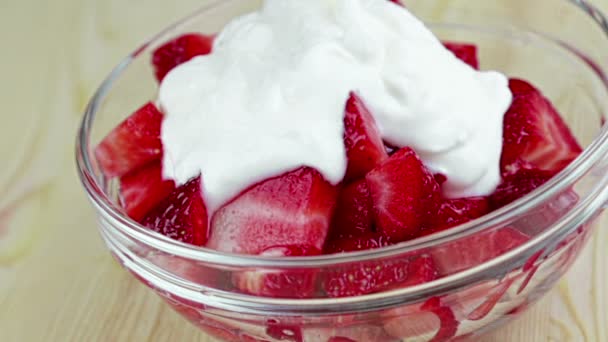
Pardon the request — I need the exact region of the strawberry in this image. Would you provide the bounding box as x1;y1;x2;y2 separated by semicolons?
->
430;228;530;275
466;278;516;321
323;234;437;297
142;176;208;246
443;42;479;70
95;102;164;178
234;245;320;299
152;33;214;82
421;297;459;342
490;168;555;209
328;179;374;239
366;148;441;242
423;197;490;233
343;93;388;183
207;167;338;254
119;161;176;221
324;232;392;254
267;324;303;342
501;78;582;175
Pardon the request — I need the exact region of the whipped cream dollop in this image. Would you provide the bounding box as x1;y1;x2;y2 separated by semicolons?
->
159;0;512;213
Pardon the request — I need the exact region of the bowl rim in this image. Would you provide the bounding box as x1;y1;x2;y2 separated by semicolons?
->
76;0;608;307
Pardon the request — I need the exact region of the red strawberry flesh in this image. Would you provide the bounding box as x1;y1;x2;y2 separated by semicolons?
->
343;92;388;183
152;33;214;82
421;297;459;342
207;167;338;255
324;231;392;254
119;161;176;221
490;168;555;209
142;176;208;246
424;197;490;233
234;245;320;299
501;78;582;175
328;178;374;239
430;228;530;275
95;102;163;178
443;42;479;70
366;147;441;242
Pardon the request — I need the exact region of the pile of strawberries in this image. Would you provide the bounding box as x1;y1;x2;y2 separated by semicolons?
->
93;2;584;341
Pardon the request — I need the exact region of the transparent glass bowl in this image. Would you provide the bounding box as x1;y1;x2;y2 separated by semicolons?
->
76;0;608;340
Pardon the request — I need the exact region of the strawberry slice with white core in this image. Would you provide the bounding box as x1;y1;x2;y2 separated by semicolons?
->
142;176;208;246
95;102;163;178
443;42;479;70
207;167;338;254
119;161;176;221
343;92;388;183
233;245;320;299
501;78;583;175
152;33;214;82
366;147;441;242
430;228;530;275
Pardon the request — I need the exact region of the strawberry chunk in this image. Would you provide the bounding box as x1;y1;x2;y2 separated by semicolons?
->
324;232;392;254
366;148;441;242
95;102;164;178
490;168;555;209
424;197;490;233
207;167;338;254
443;42;479;70
421;297;459;342
233;245;320;299
323;245;438;298
119;161;176;221
343;93;388;183
328;179;374;239
501;79;582;175
430;228;530;275
152;33;214;82
142;176;208;246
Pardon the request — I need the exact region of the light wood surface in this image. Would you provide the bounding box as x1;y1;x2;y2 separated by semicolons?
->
1;0;607;341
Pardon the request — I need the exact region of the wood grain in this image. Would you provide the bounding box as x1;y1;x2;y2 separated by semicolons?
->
0;0;607;341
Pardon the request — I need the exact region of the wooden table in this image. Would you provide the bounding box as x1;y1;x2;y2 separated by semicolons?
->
1;0;607;340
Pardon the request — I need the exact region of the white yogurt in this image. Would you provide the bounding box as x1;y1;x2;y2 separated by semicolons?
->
159;0;512;213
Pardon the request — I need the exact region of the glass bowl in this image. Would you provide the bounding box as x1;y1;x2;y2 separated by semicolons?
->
76;0;608;340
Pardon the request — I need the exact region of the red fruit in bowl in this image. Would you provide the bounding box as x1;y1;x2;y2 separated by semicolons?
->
343;93;388;183
366;147;441;242
152;33;214;82
490;168;555;209
95;102;164;178
328;179;374;239
424;197;490;233
323;252;438;298
207;167;338;255
325;231;392;254
234;245;321;299
142;176;208;246
443;42;479;70
430;228;530;275
119;161;176;221
501;78;582;175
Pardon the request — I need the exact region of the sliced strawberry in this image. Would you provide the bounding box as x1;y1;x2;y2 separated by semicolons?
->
328;179;374;239
119;161;176;221
95;102;164;178
152;33;214;82
324;231;392;254
208;167;338;254
424;197;490;233
323;234;437;297
343;93;388;183
142;176;208;246
421;297;459;342
366;148;441;242
266;324;303;342
430;228;530;275
443;42;479;70
501;78;582;175
234;245;320;299
490;168;555;209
